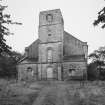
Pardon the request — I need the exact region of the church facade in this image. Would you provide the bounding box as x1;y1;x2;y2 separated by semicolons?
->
17;9;88;81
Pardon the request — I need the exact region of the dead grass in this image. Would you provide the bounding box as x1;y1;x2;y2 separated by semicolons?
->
0;80;105;105
0;79;40;105
66;81;105;105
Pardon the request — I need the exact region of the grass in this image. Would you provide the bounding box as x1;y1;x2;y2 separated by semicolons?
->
0;79;105;105
0;79;40;105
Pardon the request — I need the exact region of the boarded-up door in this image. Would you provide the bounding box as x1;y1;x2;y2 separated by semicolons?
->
47;67;53;79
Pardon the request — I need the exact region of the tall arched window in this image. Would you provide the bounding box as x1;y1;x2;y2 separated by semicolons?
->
47;49;53;62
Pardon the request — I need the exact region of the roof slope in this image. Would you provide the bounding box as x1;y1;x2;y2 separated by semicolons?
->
26;39;40;59
63;31;85;56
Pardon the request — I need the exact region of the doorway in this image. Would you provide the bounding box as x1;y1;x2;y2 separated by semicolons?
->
47;67;53;79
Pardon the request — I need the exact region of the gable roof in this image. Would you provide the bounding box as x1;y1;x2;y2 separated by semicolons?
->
64;31;84;43
26;39;40;59
63;31;86;56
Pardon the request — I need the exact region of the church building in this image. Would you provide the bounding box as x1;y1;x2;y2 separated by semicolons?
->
17;9;88;81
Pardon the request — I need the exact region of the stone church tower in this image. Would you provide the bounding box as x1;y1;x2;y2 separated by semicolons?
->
38;9;64;80
17;9;88;81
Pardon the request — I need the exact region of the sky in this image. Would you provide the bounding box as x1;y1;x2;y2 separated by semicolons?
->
4;0;105;54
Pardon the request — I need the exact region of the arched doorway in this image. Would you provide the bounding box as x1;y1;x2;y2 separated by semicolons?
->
47;67;53;79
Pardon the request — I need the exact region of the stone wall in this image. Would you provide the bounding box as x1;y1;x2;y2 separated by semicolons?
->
38;63;62;80
39;24;63;43
39;42;63;63
63;61;87;80
39;9;63;27
38;9;64;63
17;63;38;81
17;62;62;81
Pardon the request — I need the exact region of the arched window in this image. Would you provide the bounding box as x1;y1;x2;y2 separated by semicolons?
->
46;14;53;22
47;49;53;62
27;67;34;76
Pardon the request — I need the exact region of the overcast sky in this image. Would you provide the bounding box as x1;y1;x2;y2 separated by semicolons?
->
4;0;105;54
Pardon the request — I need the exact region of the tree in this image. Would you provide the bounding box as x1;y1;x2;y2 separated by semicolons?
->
93;1;105;28
0;51;23;78
89;46;105;62
10;51;23;62
0;1;22;56
88;46;105;80
87;62;99;80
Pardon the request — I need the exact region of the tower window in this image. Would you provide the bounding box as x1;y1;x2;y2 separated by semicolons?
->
48;34;51;36
46;14;53;22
